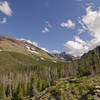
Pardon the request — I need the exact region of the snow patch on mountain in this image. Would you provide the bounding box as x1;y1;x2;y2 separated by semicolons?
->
25;44;39;54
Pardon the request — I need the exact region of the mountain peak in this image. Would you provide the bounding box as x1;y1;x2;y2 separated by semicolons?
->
52;52;79;61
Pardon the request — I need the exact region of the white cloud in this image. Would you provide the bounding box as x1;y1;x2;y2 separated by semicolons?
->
78;17;87;34
65;6;100;56
64;36;88;56
0;17;7;24
42;21;52;33
42;27;49;33
61;19;75;29
52;50;60;54
82;6;100;39
41;48;49;52
78;6;100;37
65;40;83;50
74;36;86;45
0;1;12;16
78;29;85;34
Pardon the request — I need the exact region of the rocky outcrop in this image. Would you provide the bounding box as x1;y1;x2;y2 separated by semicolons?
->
93;86;100;97
53;52;79;61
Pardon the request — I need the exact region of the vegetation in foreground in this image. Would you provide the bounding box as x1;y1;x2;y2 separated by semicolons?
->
36;75;100;100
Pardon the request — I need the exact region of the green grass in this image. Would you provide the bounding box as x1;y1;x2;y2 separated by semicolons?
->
0;51;59;73
37;75;100;100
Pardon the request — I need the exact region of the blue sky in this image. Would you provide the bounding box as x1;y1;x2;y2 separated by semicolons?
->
0;0;100;56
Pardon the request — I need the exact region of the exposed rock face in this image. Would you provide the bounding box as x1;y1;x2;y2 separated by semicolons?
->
85;86;100;100
93;86;100;97
53;52;79;61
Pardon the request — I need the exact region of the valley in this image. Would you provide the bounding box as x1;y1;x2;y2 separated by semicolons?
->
0;36;100;100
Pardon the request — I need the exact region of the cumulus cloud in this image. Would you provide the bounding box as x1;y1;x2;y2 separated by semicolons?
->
0;1;12;16
42;21;52;33
42;27;49;33
0;17;7;24
78;6;100;37
74;36;86;45
78;29;85;34
52;50;60;54
61;19;75;29
65;6;100;56
82;6;100;39
77;17;87;34
64;36;88;56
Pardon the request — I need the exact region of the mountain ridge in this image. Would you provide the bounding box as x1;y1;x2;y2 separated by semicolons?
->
0;35;55;60
52;52;80;61
0;35;80;62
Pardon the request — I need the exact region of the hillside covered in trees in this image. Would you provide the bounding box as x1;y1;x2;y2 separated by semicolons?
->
0;36;100;100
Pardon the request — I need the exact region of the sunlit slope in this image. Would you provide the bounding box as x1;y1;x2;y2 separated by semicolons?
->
0;35;54;60
0;51;60;72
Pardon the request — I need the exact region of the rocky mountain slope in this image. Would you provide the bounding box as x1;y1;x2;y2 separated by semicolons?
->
0;35;54;59
53;52;79;61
